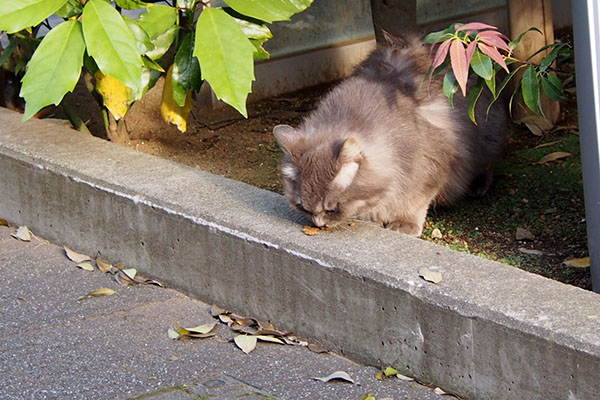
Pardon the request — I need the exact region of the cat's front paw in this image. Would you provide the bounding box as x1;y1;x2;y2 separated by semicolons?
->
386;221;423;236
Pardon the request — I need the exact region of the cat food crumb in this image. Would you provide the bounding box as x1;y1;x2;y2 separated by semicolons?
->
320;226;333;231
349;222;356;227
302;226;320;236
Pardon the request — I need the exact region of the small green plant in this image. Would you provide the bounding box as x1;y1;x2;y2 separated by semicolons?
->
0;0;313;140
425;22;573;123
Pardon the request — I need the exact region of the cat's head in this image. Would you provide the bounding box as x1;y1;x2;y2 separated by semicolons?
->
273;124;365;227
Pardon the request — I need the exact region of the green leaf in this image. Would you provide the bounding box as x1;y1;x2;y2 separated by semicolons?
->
137;4;177;40
509;27;542;51
484;69;496;97
115;0;149;9
423;25;456;44
20;20;85;121
442;71;458;108
83;52;99;75
486;64;527;116
223;8;273;60
54;0;82;18
470;49;493;80
82;0;143;96
541;73;564;101
145;25;178;60
0;38;21;68
0;0;69;33
122;17;155;55
140;68;162;97
142;55;164;72
521;65;540;114
539;43;567;71
194;7;255;117
223;7;273;40
176;0;196;9
467;77;484;124
250;38;270;60
224;0;313;23
172;32;202;107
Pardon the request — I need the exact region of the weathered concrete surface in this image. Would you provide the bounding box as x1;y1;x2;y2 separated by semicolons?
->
0;225;440;400
0;107;599;400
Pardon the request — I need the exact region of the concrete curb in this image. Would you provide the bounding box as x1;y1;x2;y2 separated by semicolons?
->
0;108;598;400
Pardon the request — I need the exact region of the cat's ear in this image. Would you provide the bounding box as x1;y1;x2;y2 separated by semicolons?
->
273;124;303;155
337;137;362;163
332;137;362;190
382;31;410;48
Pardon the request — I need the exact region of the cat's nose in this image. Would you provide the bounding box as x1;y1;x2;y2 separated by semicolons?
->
312;215;326;227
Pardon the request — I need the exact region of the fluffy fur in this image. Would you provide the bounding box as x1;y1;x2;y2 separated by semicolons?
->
273;36;509;235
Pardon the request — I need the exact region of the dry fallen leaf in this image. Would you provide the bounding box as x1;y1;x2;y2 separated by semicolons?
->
122;268;137;280
88;288;116;297
0;218;7;226
219;314;234;325
115;271;136;286
234;335;258;354
256;335;285;344
76;261;95;272
64;247;91;263
167;328;180;340
396;373;415;381
516;227;535;241
384;366;399;377
533;140;560;149
96;258;117;274
419;267;442;284
178;327;216;339
12;226;31;242
185;322;217;335
535;151;572;164
302;225;320;236
524;122;543;137
431;228;443;239
434;387;447;395
518;247;544;256
211;305;227;316
361;394;376;400
563;257;590;268
78;287;116;300
308;343;328;353
143;279;164;287
312;371;357;385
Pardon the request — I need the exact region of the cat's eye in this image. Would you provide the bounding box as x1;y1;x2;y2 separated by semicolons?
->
296;203;308;213
324;202;339;213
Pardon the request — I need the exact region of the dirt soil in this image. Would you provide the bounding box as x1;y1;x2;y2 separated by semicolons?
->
56;29;590;291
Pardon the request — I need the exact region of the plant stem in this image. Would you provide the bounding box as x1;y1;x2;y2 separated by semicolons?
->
60;103;92;135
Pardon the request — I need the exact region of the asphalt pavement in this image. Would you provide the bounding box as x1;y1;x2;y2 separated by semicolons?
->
0;224;443;400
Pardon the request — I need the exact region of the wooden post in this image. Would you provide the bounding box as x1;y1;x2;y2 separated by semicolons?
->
507;0;560;127
369;0;417;43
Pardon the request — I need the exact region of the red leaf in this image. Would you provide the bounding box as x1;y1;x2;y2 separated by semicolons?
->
478;31;512;54
466;41;477;66
450;40;469;96
427;39;452;86
431;40;452;72
478;42;509;72
456;22;498;32
477;29;511;42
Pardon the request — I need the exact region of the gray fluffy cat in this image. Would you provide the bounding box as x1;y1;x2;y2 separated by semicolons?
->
273;36;509;236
